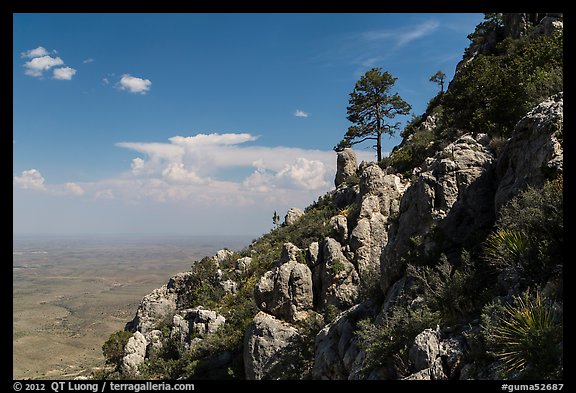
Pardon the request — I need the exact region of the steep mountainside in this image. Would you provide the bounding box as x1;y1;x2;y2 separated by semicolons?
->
98;13;563;381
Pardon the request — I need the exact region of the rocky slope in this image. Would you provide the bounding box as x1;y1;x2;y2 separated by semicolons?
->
101;13;563;381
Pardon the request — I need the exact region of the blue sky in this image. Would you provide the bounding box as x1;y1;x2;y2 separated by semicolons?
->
13;13;484;237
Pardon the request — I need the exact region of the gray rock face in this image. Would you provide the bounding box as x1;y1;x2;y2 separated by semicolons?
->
170;307;226;349
381;134;496;294
409;329;441;372
187;307;226;336
495;92;563;211
402;329;468;380
219;279;238;294
333;183;359;209
235;256;252;273
349;164;408;283
329;215;348;244
312;301;375;380
127;285;177;335
403;358;447;380
335;148;357;187
145;330;164;355
212;249;234;266
171;313;190;347
122;331;147;375
284;207;304;226
254;243;313;321
317;238;360;310
243;311;301;380
350;196;387;281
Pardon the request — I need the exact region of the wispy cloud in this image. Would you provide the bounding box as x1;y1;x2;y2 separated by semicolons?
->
83;58;95;64
64;182;85;196
294;109;309;118
362;20;440;49
118;74;152;94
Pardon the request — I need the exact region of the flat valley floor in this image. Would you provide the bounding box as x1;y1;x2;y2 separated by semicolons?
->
13;235;251;380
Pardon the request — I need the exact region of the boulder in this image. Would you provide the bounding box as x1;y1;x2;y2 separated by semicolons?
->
171;313;190;347
212;249;234;267
333;183;359;209
187;307;226;336
317;238;360;310
409;328;441;372
243;312;302;380
219;279;238;294
329;214;348;244
254;243;314;321
284;207;304;226
335;148;357;187
312;301;375;380
235;256;252;273
495;92;563;211
349;195;387;281
145;329;164;355
122;331;147;375
126;285;177;335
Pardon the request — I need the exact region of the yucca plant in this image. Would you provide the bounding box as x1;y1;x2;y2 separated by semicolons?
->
483;290;562;379
483;228;530;270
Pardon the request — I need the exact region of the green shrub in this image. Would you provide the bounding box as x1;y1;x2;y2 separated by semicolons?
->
407;252;491;324
357;305;440;376
442;29;563;137
486;177;563;285
102;330;133;370
483;290;562;379
483;229;530;270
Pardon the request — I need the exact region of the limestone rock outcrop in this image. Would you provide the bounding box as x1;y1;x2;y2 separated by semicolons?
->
126;285;177;335
335;148;357;187
243;311;302;380
381;134;496;294
254;243;314;322
312;301;375;380
121;331;147;375
284;207;304;226
495;92;563;211
317;238;360;310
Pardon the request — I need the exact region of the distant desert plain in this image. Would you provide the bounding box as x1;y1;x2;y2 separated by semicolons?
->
13;235;251;380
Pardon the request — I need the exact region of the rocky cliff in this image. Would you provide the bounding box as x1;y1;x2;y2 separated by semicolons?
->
100;13;563;381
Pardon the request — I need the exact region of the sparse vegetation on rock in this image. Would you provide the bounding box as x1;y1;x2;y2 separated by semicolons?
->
98;13;562;381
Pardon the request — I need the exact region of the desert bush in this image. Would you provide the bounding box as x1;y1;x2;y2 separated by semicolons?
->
357;305;440;376
482;290;562;379
102;330;133;370
485;177;563;285
407;251;491;325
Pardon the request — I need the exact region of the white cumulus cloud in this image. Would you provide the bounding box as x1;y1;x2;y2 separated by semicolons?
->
116;132;375;199
276;158;329;190
24;55;64;77
21;46;50;58
53;66;77;80
294;110;309;118
13;169;46;190
161;163;205;184
119;74;152;94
